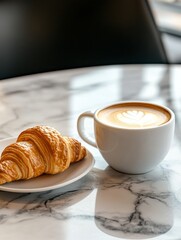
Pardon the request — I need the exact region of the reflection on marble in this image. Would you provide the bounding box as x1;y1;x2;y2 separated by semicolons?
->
0;65;180;239
94;167;173;239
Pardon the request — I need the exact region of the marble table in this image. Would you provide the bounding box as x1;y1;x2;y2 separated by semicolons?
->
0;65;180;240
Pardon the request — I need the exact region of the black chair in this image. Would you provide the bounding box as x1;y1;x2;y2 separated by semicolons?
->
0;0;168;80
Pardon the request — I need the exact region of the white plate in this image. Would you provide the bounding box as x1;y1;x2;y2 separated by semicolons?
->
0;137;95;193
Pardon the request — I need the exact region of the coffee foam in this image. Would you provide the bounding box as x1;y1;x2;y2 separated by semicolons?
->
97;103;170;129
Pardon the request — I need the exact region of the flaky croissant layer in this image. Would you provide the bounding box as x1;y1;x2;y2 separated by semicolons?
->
0;126;86;185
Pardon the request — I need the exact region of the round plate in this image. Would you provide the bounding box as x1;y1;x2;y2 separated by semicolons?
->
0;137;95;193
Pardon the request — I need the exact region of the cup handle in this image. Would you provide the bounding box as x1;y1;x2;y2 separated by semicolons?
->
77;111;97;148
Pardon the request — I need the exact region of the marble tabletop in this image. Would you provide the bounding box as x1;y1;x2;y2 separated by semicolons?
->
0;64;180;240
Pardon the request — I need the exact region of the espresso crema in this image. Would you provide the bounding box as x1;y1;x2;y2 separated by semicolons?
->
97;103;171;129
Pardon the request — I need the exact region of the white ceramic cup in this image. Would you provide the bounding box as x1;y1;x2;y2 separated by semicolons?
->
77;101;175;174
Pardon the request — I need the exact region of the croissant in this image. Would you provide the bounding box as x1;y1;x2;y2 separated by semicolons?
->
0;126;86;185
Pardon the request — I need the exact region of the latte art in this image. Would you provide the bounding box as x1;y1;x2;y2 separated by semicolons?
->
117;110;160;127
97;103;170;129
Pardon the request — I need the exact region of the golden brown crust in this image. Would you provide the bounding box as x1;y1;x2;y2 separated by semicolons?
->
0;126;86;184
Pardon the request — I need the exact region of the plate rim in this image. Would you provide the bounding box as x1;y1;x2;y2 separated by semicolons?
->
0;137;95;193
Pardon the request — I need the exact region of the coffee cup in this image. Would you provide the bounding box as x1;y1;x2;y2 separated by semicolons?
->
77;101;175;174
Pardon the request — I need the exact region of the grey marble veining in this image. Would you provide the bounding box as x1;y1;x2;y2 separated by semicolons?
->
0;65;180;240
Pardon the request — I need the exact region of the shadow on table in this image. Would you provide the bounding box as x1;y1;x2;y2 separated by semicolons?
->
94;166;173;239
0;175;93;218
